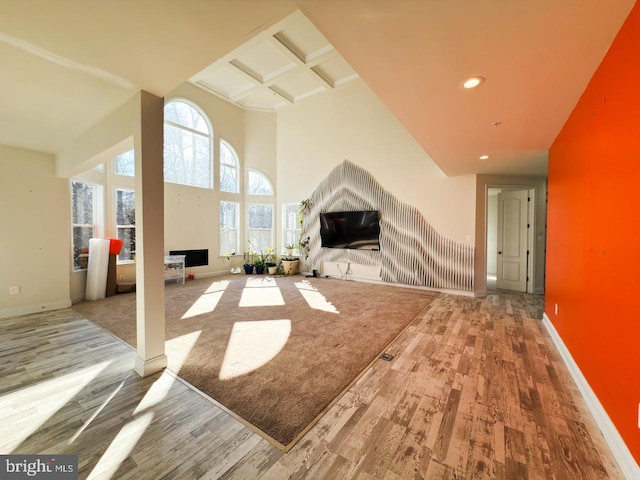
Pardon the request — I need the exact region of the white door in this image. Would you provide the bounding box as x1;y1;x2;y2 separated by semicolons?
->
496;190;528;292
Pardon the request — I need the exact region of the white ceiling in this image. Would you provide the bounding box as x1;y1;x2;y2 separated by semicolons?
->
0;0;635;177
299;0;636;176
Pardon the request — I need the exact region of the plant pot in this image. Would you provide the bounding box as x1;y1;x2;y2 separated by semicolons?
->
255;265;265;274
243;264;254;274
282;259;299;275
268;266;278;275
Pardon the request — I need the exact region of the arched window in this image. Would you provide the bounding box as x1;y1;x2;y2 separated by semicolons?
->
247;169;274;195
220;140;239;193
164;100;212;189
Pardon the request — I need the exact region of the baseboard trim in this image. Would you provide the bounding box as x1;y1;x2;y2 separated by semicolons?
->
134;354;167;377
542;313;639;478
0;299;72;319
320;273;475;297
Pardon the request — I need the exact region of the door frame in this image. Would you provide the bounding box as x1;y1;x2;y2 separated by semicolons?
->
474;175;547;297
493;187;534;293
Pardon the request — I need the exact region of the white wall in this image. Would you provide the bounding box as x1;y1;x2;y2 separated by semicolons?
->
244;109;277;183
0;145;71;317
276;79;476;244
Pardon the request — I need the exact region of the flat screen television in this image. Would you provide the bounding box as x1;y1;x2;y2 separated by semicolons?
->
319;210;380;250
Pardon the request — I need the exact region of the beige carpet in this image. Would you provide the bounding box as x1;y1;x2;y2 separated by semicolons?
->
74;274;438;447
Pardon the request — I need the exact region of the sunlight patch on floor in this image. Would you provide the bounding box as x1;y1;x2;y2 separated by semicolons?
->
68;372;132;445
239;277;284;307
295;280;339;313
165;330;202;374
219;320;291;380
0;361;112;453
131;331;202;415
181;280;230;319
87;411;154;480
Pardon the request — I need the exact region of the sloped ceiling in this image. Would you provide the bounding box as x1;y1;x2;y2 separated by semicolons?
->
0;0;635;176
298;0;636;176
0;0;298;153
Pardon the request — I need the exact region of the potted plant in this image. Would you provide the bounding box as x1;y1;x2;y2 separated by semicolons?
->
286;244;296;256
265;249;277;274
254;248;274;274
243;249;255;274
281;256;299;275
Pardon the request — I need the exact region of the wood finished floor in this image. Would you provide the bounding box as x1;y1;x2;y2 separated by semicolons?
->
0;291;623;479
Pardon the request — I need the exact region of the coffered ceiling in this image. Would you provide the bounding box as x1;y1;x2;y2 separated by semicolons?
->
189;11;358;110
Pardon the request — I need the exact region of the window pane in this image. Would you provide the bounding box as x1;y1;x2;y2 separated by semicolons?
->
71;179;102;271
114;149;135;176
220;141;239;193
248;205;273;229
117;227;136;262
283;203;301;250
164;122;211;188
116;189;135;225
247;170;273;195
72;226;94;269
220;141;238;166
220;201;239;255
72;181;93;224
248;230;272;253
220;165;237;193
164;100;209;134
248;204;273;252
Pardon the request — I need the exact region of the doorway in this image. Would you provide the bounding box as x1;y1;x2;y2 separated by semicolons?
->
487;187;535;293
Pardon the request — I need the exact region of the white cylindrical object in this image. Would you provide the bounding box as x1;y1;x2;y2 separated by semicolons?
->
85;238;110;301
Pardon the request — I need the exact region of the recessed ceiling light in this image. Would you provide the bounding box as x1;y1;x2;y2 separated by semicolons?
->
479;155;490;160
461;76;485;89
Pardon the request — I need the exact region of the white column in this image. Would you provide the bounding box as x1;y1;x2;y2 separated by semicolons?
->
133;91;167;377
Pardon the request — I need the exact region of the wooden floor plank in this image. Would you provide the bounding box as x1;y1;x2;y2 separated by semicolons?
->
0;290;626;479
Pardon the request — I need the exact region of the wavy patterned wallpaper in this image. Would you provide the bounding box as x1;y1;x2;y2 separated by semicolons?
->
300;160;474;291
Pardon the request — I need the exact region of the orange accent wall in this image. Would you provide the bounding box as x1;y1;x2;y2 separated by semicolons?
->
547;0;640;463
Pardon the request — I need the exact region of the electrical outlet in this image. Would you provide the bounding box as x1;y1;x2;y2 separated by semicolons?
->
555;303;558;315
9;286;20;295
